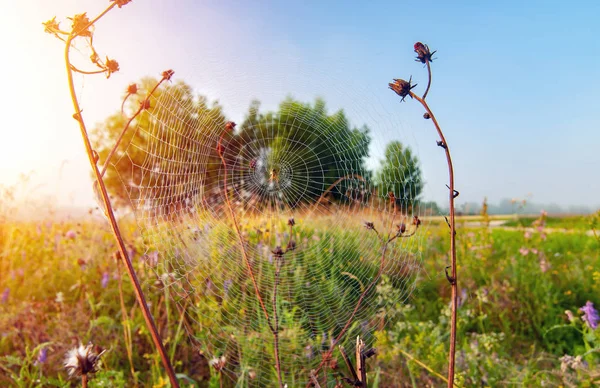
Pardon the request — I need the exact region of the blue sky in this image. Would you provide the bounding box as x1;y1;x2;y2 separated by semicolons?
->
1;0;599;210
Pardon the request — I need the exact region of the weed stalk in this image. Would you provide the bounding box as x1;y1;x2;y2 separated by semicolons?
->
45;2;180;386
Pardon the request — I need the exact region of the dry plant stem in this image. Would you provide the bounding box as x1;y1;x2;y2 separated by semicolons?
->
310;239;390;383
272;255;283;387
398;348;448;384
101;79;166;177
217;133;272;325
117;261;138;386
410;91;457;387
423;61;432;100
81;374;88;388
64;5;179;388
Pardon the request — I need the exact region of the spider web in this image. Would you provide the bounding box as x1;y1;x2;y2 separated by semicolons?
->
111;72;433;385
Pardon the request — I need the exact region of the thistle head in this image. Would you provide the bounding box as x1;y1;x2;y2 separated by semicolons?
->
64;343;106;378
225;121;236;132
414;42;436;63
388;77;417;102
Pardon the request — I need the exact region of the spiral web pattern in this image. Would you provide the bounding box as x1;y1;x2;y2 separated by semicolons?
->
113;78;431;385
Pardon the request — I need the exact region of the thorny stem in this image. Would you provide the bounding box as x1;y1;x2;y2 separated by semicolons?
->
63;4;180;388
101;78;167;177
410;90;458;387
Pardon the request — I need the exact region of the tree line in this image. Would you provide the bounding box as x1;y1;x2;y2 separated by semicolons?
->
92;78;423;216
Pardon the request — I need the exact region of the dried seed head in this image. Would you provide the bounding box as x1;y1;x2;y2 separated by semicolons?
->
64;343;106;378
397;223;406;234
126;83;138;94
113;0;132;8
105;57;119;78
272;246;284;258
225;121;236;131
69;13;92;37
413;216;421;227
209;355;227;372
364;221;375;230
388;77;417;102
414;42;436;63
42;17;60;34
288;218;295;227
162;69;175;81
423;112;431;119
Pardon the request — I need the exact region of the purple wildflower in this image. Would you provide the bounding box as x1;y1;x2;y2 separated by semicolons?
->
579;301;599;329
1;288;9;303
37;348;48;365
101;272;110;288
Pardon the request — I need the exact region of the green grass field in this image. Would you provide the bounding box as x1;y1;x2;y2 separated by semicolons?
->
0;211;599;387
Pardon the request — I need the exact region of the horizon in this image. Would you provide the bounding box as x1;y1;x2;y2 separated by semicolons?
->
1;0;599;211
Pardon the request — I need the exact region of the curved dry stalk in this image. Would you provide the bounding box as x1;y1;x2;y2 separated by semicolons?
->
410;90;458;387
100;77;168;177
61;3;179;387
217;126;284;387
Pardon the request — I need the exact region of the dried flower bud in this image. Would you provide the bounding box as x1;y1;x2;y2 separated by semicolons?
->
127;83;138;94
140;99;151;110
162;69;175;81
225;121;236;131
113;0;132;8
209;355;227;372
364;222;375;230
272;246;284;258
105;57;119;78
423;112;431;119
414;42;436;63
43;17;60;34
388;77;417;102
413;216;421;227
70;13;92;37
397;223;406;234
288;218;295;227
437;140;447;149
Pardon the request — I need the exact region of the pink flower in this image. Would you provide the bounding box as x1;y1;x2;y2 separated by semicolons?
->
519;248;529;256
65;230;77;239
524;231;532;239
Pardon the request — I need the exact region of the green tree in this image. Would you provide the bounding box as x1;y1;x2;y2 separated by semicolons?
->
375;141;423;211
236;97;372;209
92;78;229;215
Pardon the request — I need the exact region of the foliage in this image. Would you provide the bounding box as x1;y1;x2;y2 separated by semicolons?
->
1;209;598;386
374;141;423;211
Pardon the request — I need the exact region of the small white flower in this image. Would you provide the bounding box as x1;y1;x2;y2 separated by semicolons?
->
55;292;64;304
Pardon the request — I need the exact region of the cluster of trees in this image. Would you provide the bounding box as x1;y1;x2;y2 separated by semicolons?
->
93;78;423;215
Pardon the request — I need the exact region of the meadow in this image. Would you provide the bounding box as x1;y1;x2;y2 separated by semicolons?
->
1;209;598;387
